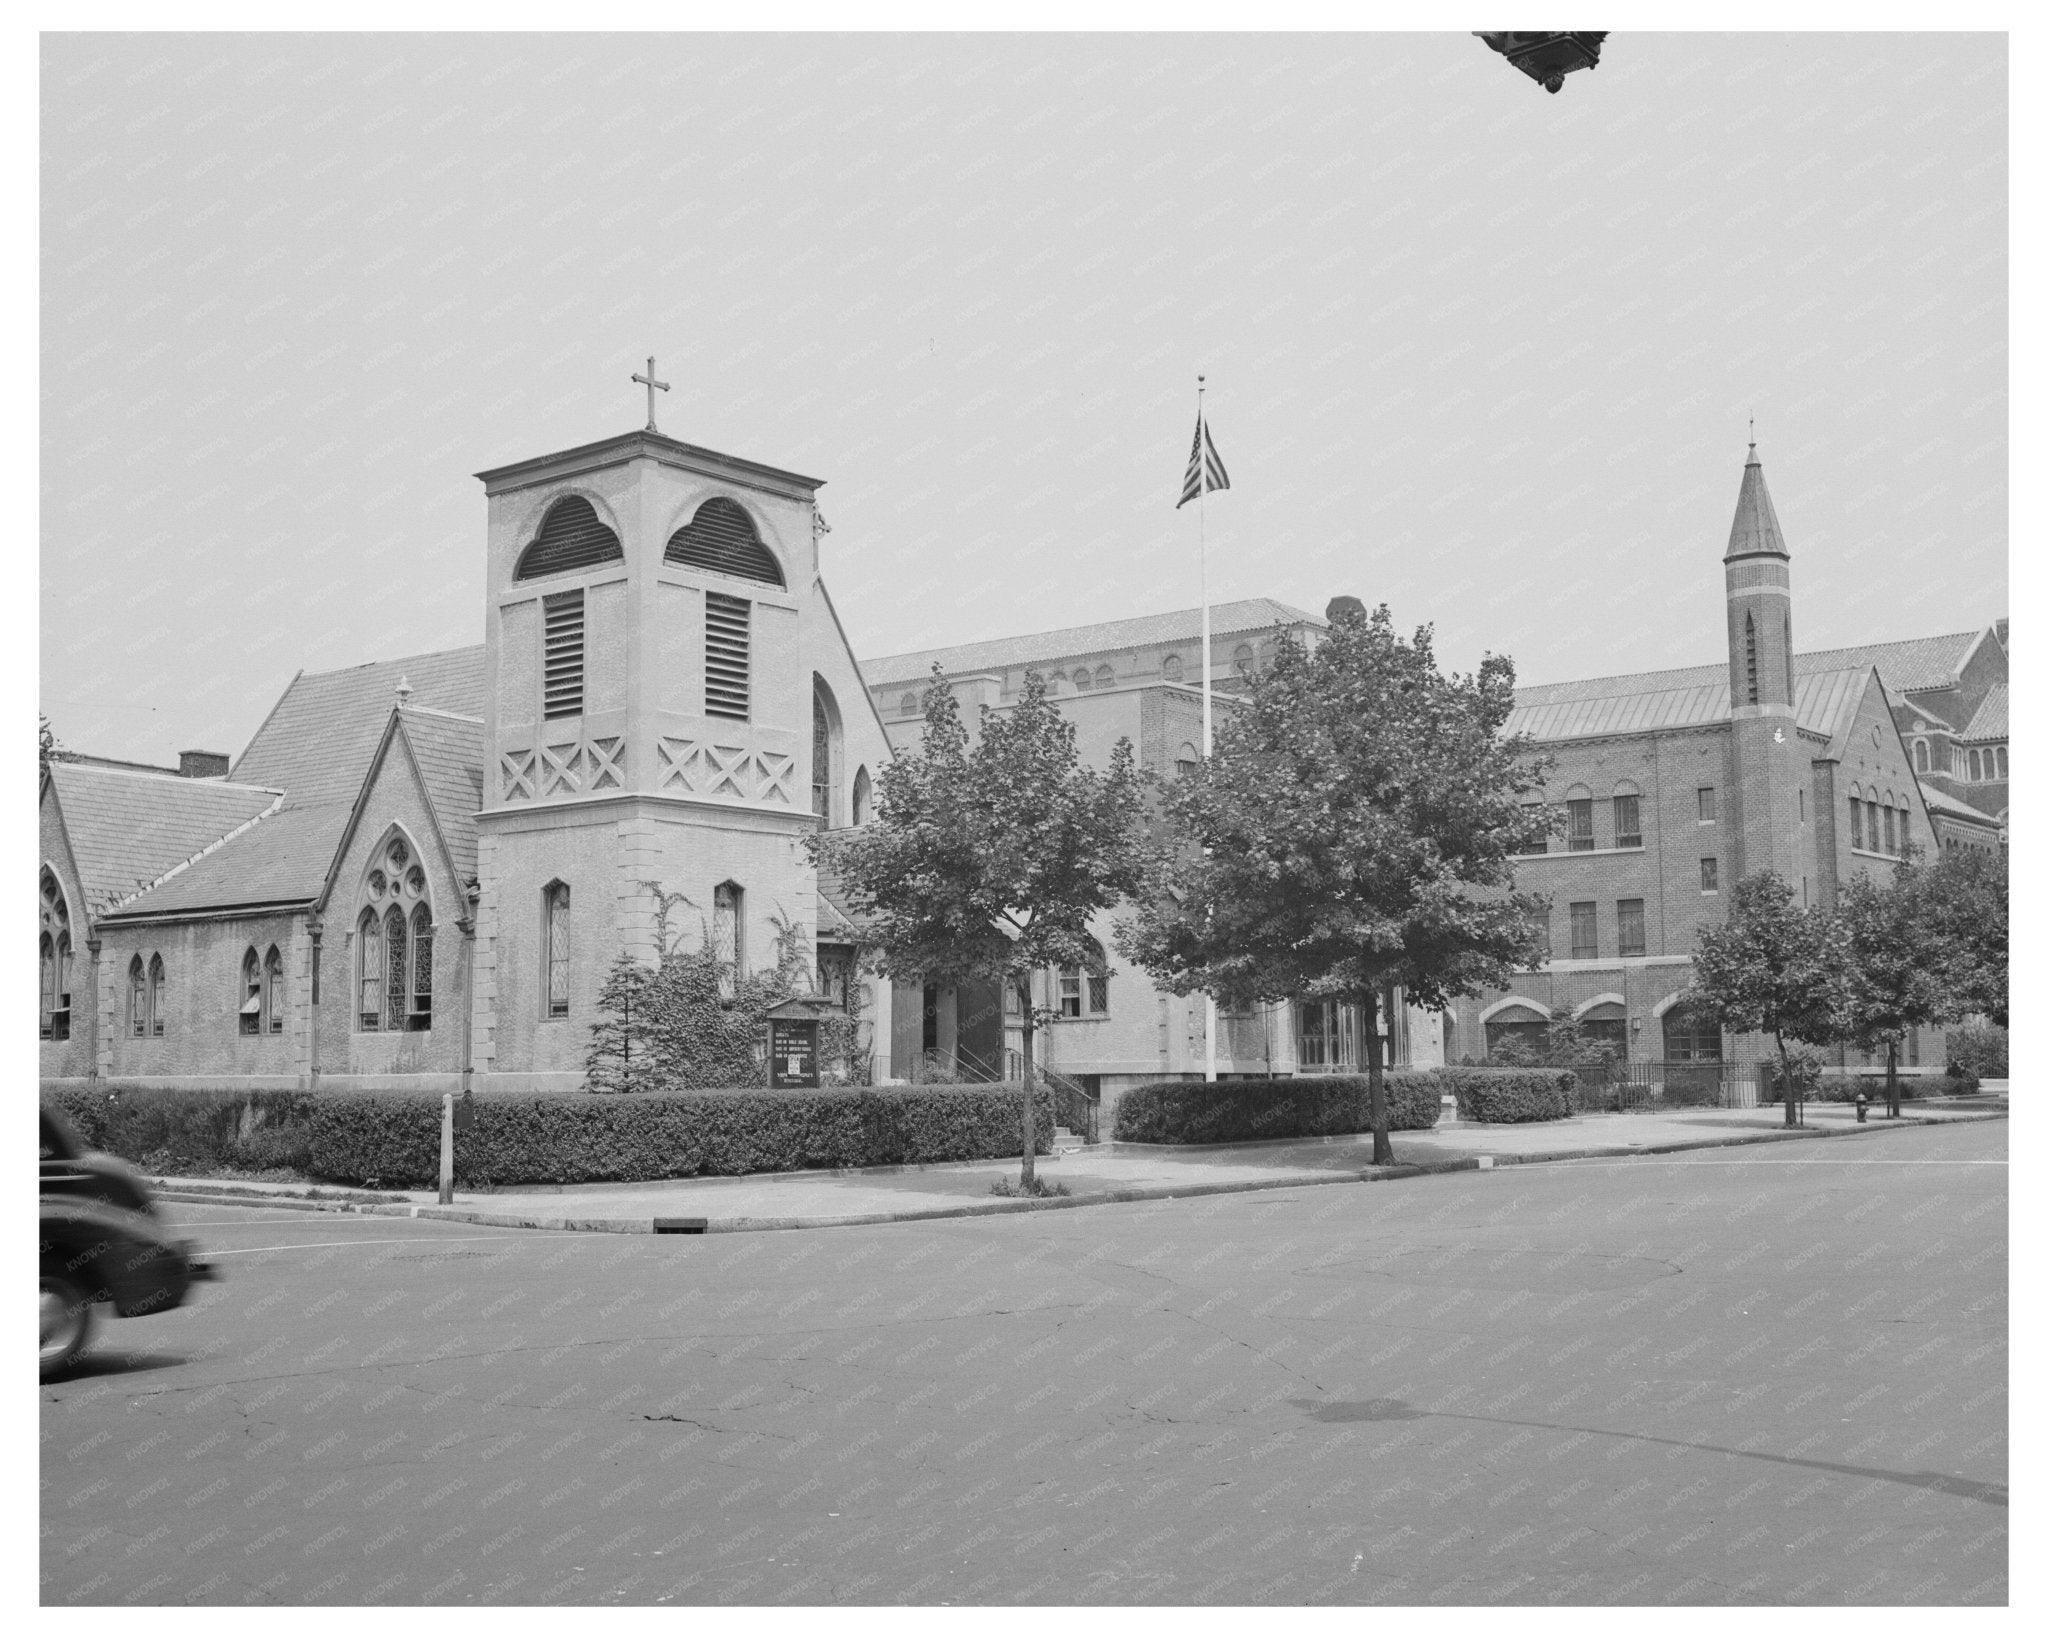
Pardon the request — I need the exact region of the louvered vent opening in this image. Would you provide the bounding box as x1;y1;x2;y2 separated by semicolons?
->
667;497;785;587
544;590;585;720
516;496;623;581
705;592;751;721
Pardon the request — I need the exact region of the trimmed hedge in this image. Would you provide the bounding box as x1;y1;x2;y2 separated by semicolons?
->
43;1085;316;1175
1109;1072;1442;1146
1439;1066;1578;1124
306;1083;1058;1188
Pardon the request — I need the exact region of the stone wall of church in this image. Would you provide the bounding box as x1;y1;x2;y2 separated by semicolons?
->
474;795;820;1091
91;912;310;1087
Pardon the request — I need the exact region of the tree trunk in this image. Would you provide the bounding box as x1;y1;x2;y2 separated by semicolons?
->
1017;973;1037;1188
1886;1037;1900;1119
1363;989;1392;1167
1775;1029;1797;1128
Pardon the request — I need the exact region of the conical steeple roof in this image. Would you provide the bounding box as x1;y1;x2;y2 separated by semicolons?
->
1724;441;1789;561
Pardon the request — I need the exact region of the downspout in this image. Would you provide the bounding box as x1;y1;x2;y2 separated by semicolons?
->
460;882;479;1094
85;934;102;1083
306;914;322;1090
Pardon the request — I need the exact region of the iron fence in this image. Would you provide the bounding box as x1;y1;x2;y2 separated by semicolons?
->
1583;1059;1770;1111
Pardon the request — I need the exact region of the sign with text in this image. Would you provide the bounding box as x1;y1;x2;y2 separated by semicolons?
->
769;1017;820;1089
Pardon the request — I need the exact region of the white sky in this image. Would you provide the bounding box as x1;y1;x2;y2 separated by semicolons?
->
39;29;2007;765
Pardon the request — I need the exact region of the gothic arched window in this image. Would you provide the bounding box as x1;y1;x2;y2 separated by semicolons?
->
264;946;285;1035
148;954;164;1037
239;948;263;1036
665;497;785;587
129;956;147;1039
812;678;843;827
357;832;434;1031
713;882;743;1001
514;494;624;582
852;766;872;827
39;868;71;1042
544;881;571;1018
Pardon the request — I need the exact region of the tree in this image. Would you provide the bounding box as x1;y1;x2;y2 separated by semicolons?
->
585;951;656;1094
1119;601;1552;1165
810;666;1148;1189
1833;867;1963;1119
1687;870;1841;1127
1910;846;2007;1028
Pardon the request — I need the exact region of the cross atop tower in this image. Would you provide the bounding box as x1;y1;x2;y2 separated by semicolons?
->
632;357;670;433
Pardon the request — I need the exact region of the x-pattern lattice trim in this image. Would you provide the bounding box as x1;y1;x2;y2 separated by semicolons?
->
657;737;795;805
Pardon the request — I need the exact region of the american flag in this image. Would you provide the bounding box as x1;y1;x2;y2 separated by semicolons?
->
1176;413;1230;508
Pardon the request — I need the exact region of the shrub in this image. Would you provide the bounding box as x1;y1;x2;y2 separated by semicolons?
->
1945;1024;2007;1081
1437;1066;1578;1124
1108;1073;1441;1146
305;1083;1057;1188
43;1085;316;1174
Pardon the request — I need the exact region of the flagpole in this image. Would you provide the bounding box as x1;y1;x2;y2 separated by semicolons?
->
1198;374;1217;1084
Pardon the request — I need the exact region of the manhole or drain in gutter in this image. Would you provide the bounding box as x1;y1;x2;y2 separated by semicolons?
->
653;1218;708;1234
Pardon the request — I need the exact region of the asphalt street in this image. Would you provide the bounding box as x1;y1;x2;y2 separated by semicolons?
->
41;1118;2006;1606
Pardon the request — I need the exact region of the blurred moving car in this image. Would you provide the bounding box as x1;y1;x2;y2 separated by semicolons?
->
39;1105;217;1377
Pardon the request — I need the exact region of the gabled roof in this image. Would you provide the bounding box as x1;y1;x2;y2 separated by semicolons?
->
1960;683;2007;743
861;598;1324;688
1921;784;2001;825
43;762;282;916
395;707;486;886
232;645;484;805
1507;666;1872;748
1793;631;1986;696
101;802;353;920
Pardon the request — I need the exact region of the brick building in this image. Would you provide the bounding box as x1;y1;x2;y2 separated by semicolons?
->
1447;442;2006;1070
858;600;1446;1116
40;422;893;1093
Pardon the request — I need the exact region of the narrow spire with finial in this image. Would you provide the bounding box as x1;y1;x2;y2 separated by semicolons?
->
633;357;671;433
395;675;414;708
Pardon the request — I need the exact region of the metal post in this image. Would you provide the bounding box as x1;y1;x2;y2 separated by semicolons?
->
438;1093;455;1205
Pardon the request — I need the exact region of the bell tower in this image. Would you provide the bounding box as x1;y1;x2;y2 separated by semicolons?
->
467;396;830;1088
1722;437;1805;883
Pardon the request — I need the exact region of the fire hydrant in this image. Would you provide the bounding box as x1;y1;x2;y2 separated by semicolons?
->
1855;1092;1869;1124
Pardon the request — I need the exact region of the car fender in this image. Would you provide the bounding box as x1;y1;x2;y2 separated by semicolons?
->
40;1198;194;1318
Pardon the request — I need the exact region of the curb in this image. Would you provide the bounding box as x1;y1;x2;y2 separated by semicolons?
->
152;1107;2003;1234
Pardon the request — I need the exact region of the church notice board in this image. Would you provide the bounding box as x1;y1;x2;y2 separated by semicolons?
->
769;1018;820;1089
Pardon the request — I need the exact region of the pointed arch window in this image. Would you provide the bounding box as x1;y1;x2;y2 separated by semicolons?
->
129;955;148;1038
812;679;843;826
1849;794;1864;850
665;497;785;587
851;766;872;827
357;833;435;1031
713;882;743;1001
514;494;623;582
544;881;571;1018
1744;612;1759;705
264;947;285;1035
239;948;263;1036
148;954;165;1036
39;868;71;1042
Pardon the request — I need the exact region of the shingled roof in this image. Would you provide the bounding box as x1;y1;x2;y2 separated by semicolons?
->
1921;784;2002;825
232;645;484;805
1961;683;2008;743
44;762;282;915
395;706;486;886
99;801;355;920
862;599;1323;687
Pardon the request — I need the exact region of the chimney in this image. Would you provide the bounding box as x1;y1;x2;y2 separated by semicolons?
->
178;750;230;779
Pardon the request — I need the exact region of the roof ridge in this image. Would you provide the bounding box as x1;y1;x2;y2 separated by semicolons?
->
296;641;486;684
96;792;288;915
53;762;283;796
401;704;486;726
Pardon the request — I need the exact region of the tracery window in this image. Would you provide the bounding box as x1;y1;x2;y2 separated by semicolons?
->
357;834;434;1031
39;868;71;1042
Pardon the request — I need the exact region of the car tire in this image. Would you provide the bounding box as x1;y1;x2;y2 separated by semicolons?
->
40;1265;94;1379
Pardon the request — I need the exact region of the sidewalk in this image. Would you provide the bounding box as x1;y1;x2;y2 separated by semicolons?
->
147;1099;2005;1235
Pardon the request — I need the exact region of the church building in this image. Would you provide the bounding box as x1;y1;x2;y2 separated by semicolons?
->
40;419;893;1092
1451;441;2006;1070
